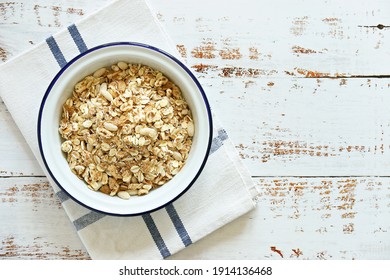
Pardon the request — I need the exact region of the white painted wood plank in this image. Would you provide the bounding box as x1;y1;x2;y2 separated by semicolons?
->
1;0;389;77
1;176;388;259
152;0;390;77
0;177;89;259
0;101;43;176
206;77;390;176
171;177;390;260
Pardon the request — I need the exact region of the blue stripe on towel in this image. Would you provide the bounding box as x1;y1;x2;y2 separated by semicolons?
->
165;204;192;247
46;36;67;68
73;211;106;231
56;190;70;203
163;129;228;247
210;128;229;154
67;24;88;53
142;214;171;258
218;128;228;141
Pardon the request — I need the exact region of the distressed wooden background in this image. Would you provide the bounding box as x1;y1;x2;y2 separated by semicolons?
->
0;0;389;259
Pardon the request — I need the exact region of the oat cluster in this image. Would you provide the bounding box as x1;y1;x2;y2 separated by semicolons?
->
58;62;194;199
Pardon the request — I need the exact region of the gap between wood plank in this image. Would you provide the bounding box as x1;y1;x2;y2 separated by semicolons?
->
0;175;46;178
301;75;390;79
252;175;390;178
358;24;390;30
1;175;390;179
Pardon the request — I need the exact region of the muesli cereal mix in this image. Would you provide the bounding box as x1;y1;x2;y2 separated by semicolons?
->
59;62;194;199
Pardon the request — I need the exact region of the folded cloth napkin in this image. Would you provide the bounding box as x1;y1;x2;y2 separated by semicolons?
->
0;0;258;259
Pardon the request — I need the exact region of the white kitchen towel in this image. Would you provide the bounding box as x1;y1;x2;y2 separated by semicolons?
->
0;0;258;259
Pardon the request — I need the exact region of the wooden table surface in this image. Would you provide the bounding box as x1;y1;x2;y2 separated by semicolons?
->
1;0;389;260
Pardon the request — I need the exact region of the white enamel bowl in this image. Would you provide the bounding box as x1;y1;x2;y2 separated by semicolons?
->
38;42;212;216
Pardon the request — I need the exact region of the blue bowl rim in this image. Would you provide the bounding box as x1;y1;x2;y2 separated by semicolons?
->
37;41;213;217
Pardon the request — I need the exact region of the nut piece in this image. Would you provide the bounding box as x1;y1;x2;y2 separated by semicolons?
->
103;122;118;132
117;191;131;200
58;62;194;199
93;68;107;78
117;62;128;70
139;127;158;140
101;90;113;102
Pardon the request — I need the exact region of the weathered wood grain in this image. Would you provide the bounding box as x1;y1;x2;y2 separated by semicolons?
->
154;0;390;77
0;100;44;176
0;177;89;259
207;77;390;176
171;176;390;260
1;176;387;259
1;0;389;76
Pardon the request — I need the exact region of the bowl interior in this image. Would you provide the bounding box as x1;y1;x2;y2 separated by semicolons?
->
39;43;212;215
